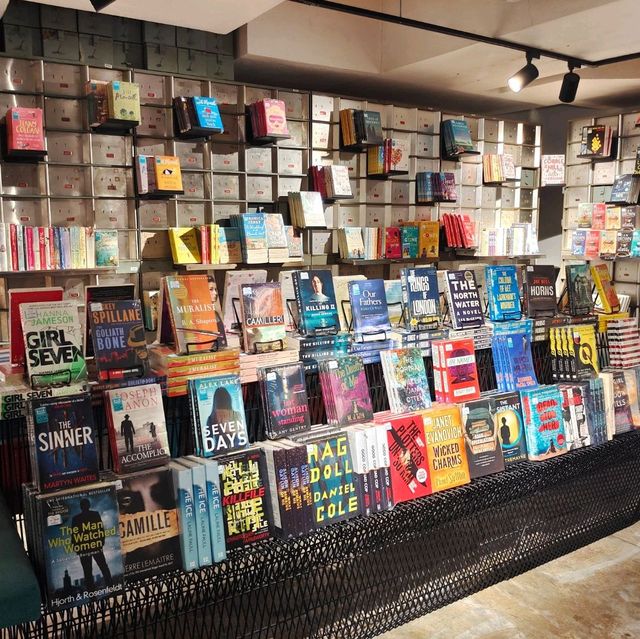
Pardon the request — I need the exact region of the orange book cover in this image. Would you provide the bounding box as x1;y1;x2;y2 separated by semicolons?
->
418;220;440;259
422;404;471;492
153;156;183;193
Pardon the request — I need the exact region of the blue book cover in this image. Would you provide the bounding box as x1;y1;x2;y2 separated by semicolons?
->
631;229;640;257
188;374;248;457
348;279;391;340
38;482;124;611
95;229;119;267
486;265;521;321
571;229;587;256
292;270;340;335
520;385;567;461
194;457;226;562
504;330;538;390
400;266;440;330
240;213;268;251
401;226;419;258
444;269;484;329
169;461;198;571
192;96;223;131
177;459;212;567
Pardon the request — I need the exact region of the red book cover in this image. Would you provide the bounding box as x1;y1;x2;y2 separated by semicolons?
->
433;338;480;403
461;215;477;248
591;203;606;230
6;107;45;153
385;227;402;259
24;227;35;270
442;214;454;247
584;230;601;259
9;287;63;365
452;214;465;248
200;225;209;264
9;224;18;270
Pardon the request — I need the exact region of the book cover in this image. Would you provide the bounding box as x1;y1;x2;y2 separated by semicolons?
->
168;228;201;264
400;225;419;258
105;384;169;473
384;227;402;259
218;227;242;264
422;404;471;492
380;348;432;414
584;229;601;259
153;156;183;193
7;106;45;153
444;269;484;329
384;280;403;327
322;355;373;426
432;337;481;403
94;230;119;267
461;397;505;479
571;230;587;256
591;263;620;313
21;300;87;388
239;282;286;354
400;266;440;330
89;300;148;380
108;80;140;122
418;220;440;259
494;391;527;465
362;110;383;144
264;213;288;249
565;263;593;316
348;279;391;341
259;362;311;439
168;461;198;570
192;96;223;131
261;98;289;137
28;393;99;492
38;482;124;611
117;467;181;580
524;265;557;318
219;449;271;549
591;204;606;230
240;213;268;250
485;265;521;321
307;432;359;526
292;270;340;336
520;385;567;461
188;374;248;457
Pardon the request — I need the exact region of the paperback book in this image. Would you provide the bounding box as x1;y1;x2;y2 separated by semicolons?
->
494;391;528;465
380;348;432;414
461;397;505;479
444;270;484;329
591;263;620;313
565;263;594;316
520;385;567;461
292;270;340;336
348;279;391;342
524;265;558;318
400;266;441;330
84;284;135;358
239;282;286;354
485;265;521;321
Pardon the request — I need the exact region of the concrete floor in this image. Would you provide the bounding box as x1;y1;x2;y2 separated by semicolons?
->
378;521;640;639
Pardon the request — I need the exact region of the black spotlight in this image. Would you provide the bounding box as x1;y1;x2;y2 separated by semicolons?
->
559;66;580;103
508;54;539;93
90;0;116;11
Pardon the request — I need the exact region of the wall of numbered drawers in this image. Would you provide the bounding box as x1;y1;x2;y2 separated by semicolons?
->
0;54;541;343
563;112;639;303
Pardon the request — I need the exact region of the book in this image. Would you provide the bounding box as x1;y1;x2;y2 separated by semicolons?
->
444;269;484;329
218;227;242;264
104;383;169;474
151;156;183;194
20;300;87;388
442;119;475;156
27;392;99;492
36;481;124;611
218;449;271;549
192;96;223;131
520;385;567;461
292;270;340;336
591;263;620;313
258;362;311;439
239;282;286;354
117;467;182;580
400;266;441;330
418;220;440;258
461;397;505;479
422;404;471;492
168;228;201;264
338;227;365;260
524;265;557;318
168;461;198;570
348;279;391;341
288;191;326;228
188;374;249;457
383;280;404;327
565;263;593;316
431;337;481;404
107;80;140;122
84;284;135;358
222;270;268;333
494;391;528;465
400;225;419;258
6;106;45;155
94;229;119;267
380;348;431;414
485;265;521;321
89;300;148;380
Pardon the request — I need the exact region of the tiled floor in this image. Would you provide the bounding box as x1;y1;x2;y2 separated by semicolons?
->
378;521;640;639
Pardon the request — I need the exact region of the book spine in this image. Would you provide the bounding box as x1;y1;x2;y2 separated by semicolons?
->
173;464;198;571
37;227;46;270
203;459;227;562
376;424;393;510
9;224;18;271
25;227;34;270
103;393;122;473
0;223;7;272
86;228;96;268
190;463;213;567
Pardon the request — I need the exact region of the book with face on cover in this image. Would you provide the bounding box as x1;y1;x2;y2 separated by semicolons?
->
239;282;286;354
460;397;505;479
292;269;340;336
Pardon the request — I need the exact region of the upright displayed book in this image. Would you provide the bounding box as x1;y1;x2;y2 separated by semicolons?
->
400;266;441;330
94;229;119;267
461;397;505;479
442;119;476;157
292;270;340;336
494;391;528;465
380;348;431;414
89;300;149;381
485;265;521;321
188;374;249;457
84;284;135;358
6;106;46;157
104;383;170;474
239;282;286;353
520;385;567;461
20;300;87;388
591;263;620;313
418;220;440;258
524;265;558;318
168;228;201;264
288;191;326;228
348;279;391;341
443;269;484;329
27;392;99;492
565;263;594;316
258;362;311;439
248;98;289;139
431;337;481;404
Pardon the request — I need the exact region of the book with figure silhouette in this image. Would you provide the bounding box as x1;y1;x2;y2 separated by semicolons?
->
104;383;169;473
292;270;339;336
493;391;528;465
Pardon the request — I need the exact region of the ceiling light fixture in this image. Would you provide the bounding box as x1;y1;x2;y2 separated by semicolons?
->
90;0;116;12
559;65;580;103
507;54;539;93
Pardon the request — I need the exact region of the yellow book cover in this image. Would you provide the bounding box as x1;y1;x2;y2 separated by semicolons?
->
422;404;471;492
209;224;219;264
591;263;620;313
418;220;440;259
168;227;201;264
597;311;629;333
108;80;141;122
154;156;183;193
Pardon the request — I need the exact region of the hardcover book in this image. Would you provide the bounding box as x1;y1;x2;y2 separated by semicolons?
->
444;269;484;329
258;362;311;439
292;270;340;336
418;220;440;258
400;225;419;258
239;282;286;354
520;385;567;461
565;263;593;316
348;279;391;341
168;228;201;264
485;265;521;321
28;392;99;492
461;397;505;479
591;263;620;313
107;80;140;122
219;449;271;549
188;374;249;457
494;391;528;465
20;300;87;388
117;467;182;580
524;265;557;318
571;229;587;256
37;482;124;611
422;404;471;492
104;383;170;474
380;348;432;414
84;284;135;358
192;96;223;131
431;337;481;404
89;300;148;380
152;156;183;193
6;106;45;154
400;266;441;330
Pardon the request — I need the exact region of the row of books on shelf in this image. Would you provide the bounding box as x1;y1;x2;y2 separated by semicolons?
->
569;227;640;259
337;221;440;261
247;98;290;140
416;171;457;204
610;174;640;205
308;164;353;200
366;139;410;176
574;203;638;230
476;223;539;257
0;224;118;272
339;109;384;148
440;212;477;249
482;154;517;184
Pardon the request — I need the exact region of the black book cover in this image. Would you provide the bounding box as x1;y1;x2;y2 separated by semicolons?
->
462;397;505;479
565;264;593;316
445;269;484;329
525;265;558;318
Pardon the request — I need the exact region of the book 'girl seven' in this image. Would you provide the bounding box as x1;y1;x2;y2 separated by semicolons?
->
104;383;170;474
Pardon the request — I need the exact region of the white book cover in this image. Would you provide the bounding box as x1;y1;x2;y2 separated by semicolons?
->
298;191;326;228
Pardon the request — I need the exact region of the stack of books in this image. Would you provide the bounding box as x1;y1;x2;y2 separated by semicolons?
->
288;191;327;228
309;165;353;199
431;337;481;403
441;119;476;157
136;155;184;196
167;226;243;265
482;154;516;183
248;99;290;140
339;109;383;148
441;212;477;249
173;96;224;136
606;318;640;369
239;349;299;384
477;223;539;256
416;171;457;203
491;321;538;392
231;213;269;264
609;174;640;204
286;333;350;372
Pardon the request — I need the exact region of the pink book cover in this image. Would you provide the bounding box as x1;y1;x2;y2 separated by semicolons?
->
37;227;46;269
591;203;606;230
327;355;373;426
48;227;57;269
7;107;45;153
262;99;289;137
585;230;601;258
24;227;35;270
385;227;402;259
